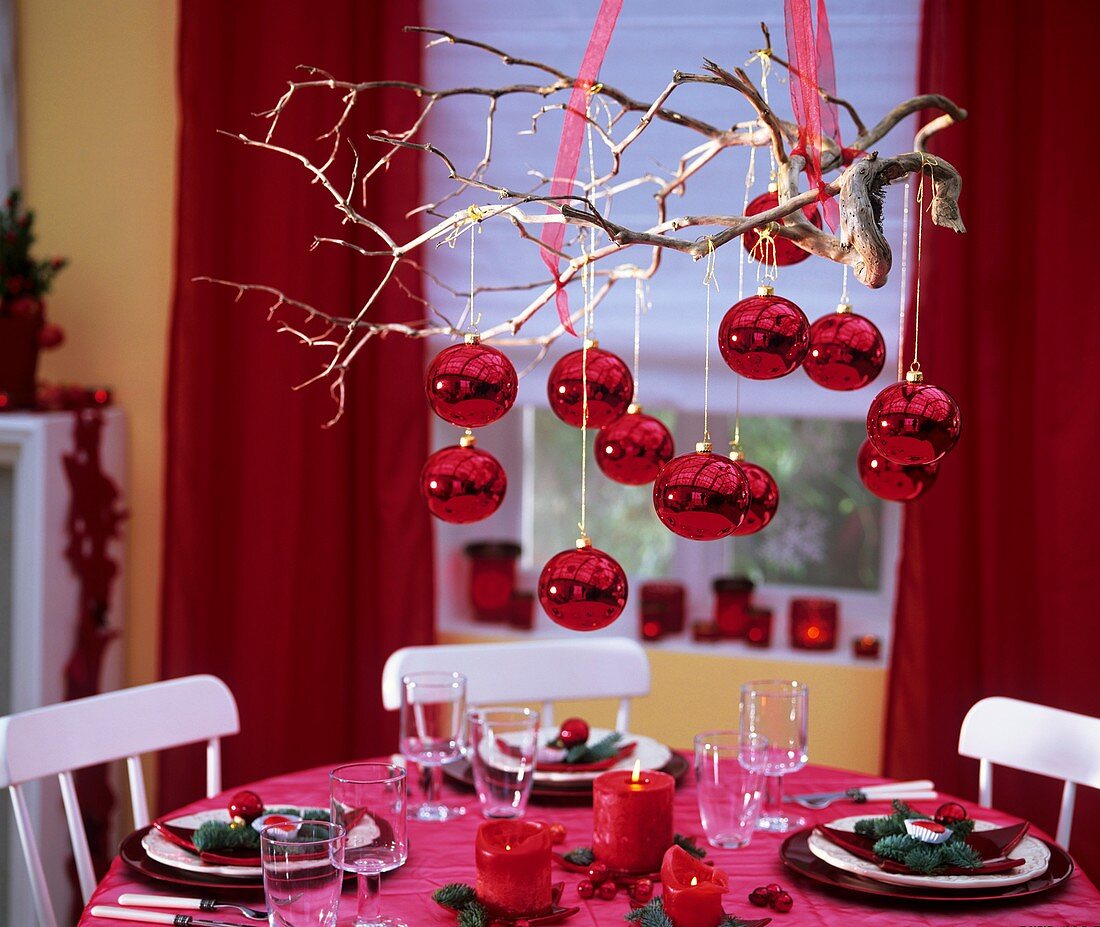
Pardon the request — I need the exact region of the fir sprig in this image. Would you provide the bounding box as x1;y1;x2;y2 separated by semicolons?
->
563;846;596;866
673;833;707;859
192;808;330;853
456;901;487;927
0;189;66;302
624;897;674;927
856;801;982;874
565;731;623;764
432;883;477;910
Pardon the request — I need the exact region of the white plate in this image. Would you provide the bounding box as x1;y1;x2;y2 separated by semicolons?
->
807;816;1050;890
142;806;326;879
533;728;672;783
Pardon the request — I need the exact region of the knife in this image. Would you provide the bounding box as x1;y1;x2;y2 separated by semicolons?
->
785;779;935;802
90;905;243;927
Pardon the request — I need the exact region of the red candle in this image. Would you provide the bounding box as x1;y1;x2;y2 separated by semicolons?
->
592;763;675;874
474;820;552;918
712;576;754;638
790;597;839;650
744;606;772;647
660;844;729;927
641;581;686;635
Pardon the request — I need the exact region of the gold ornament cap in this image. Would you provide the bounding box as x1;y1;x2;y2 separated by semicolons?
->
583;338;599;350
696;440;714;454
836;302;853;315
575;535;593;550
463;332;480;345
729;442;745;462
757;285;775;297
627;402;643;415
767;181;779;194
459;430;477;448
905;366;925;384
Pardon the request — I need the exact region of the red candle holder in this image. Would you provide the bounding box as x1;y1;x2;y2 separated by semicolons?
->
744;607;772;647
508;591;535;630
691;620;722;642
712;576;754;638
464;542;521;622
853;634;881;659
790;597;839;650
640;582;685;638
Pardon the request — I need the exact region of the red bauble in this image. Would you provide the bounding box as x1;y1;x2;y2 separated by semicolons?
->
856;440;938;502
866;377;962;465
742;190;823;266
559;717;590;747
538;544;628;631
731;460;779;536
653;450;750;541
227;789;263;824
587;862;610;885
630;878;654;902
718;287;810;380
425;338;518;428
595;406;674;485
576;880;595;900
803;310;885;390
935;802;969;824
420;441;506;523
597;882;618;901
546;344;633;428
37;323;65;349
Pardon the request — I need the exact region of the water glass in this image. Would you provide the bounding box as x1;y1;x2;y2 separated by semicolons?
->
330;763;408;927
261;819;345;927
694;731;768;848
399;671;467;821
739;679;809;833
467;707;539;818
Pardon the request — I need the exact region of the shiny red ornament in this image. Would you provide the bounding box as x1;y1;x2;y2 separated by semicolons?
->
866;376;962;465
856;440;938;502
803;309;885;390
37;323;65;350
587;862;610;885
595;406;674;485
425;337;518;428
718;287;810;380
227;789;263;824
546;344;633;428
935;802;969;824
730;459;780;536
597;882;618;901
559;717;590;747
538;544;628;631
576;880;596;900
630;878;654;902
653;450;750;541
420;440;506;524
742;189;823;266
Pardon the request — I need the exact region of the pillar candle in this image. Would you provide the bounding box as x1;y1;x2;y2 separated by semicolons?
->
660;844;729;927
592;764;675;873
474;820;552;918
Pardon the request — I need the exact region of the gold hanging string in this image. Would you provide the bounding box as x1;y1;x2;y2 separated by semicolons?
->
738;146;756;303
702;240;719;446
910;154;937;377
896;179;911;382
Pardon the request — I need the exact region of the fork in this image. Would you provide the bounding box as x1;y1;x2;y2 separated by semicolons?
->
785;779;936;810
118;894;267;921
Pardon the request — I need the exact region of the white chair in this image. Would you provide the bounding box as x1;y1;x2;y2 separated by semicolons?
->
0;674;239;927
381;637;650;732
958;696;1100;849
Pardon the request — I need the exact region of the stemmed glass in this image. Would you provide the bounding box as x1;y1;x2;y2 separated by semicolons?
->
739;679;809;833
399;671;467;821
329;763;408;927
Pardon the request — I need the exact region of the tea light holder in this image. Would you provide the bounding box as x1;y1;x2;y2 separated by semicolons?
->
853;634;881;659
744;606;773;647
640;581;685;637
465;541;521;622
790;597;839;650
712;576;754;638
508;591;535;630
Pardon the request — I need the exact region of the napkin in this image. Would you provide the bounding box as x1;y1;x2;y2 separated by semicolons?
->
495;738;637;772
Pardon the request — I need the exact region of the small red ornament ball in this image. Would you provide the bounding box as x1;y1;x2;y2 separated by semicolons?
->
227;789;263;824
538;545;628;631
597;881;618;901
576;880;595;900
803;311;885;390
547;345;633;428
731;460;780;536
595;407;674;485
630;878;654;902
856;440;938;502
866;378;962;465
548;823;568;845
559;717;590;747
425;338;518;428
420;443;506;523
587;862;610;885
653;451;750;541
718;288;810;380
935;802;969;824
37;323;65;350
773;892;794;914
743;190;823;266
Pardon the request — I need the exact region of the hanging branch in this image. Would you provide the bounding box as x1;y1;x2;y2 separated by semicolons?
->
201;23;967;422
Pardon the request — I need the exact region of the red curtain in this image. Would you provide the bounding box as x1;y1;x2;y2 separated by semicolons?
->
886;0;1100;877
160;0;432;811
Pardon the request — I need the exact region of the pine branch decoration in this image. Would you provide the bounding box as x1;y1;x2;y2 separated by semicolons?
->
624;897;674;927
855;802;982;874
457;901;488;927
192;808;330;853
433;883;477;910
566;732;623;764
673;833;707;859
564;846;596;866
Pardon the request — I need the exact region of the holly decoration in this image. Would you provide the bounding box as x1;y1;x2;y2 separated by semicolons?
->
803;307;886;391
227;790;263;826
425;336;518;428
742;188;822;266
866;371;962;465
420;435;506;523
728;454;779;536
546;342;634;428
653;448;750;541
538;541;628;631
856;439;938;502
595;405;675;485
718;286;810;380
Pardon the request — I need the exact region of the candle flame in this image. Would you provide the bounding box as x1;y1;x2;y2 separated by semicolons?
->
631;759;642;783
690;876;698;886
505;844;511;851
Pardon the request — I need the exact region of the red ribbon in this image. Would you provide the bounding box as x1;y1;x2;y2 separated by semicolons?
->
538;0;623;335
783;0;845;231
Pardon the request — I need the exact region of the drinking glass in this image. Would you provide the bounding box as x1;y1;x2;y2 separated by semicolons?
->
466;707;540;818
261;819;345;927
329;763;408;927
694;731;768;848
739;679;809;833
399;671;467;821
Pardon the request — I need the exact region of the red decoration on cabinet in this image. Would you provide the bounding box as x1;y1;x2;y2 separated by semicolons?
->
640;581;685;638
537;542;628;631
546;344;633;428
790;597;839;650
744;606;773;647
742;189;823;266
866;374;962;465
853;634;881;659
420;439;506;524
804;308;886;390
652;449;750;541
713;576;754;638
464;542;521;622
425;337;518;428
856;439;939;502
595;405;674;485
718;286;810;380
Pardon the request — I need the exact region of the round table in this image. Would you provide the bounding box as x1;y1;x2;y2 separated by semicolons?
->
79;759;1098;926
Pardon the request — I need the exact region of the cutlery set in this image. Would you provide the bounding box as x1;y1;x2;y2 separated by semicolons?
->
785;779;937;809
91;894;267;925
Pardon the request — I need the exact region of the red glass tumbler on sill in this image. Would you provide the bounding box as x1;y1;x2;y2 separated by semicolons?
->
465;541;521;622
790;597;839;650
508;591;535;630
744;607;772;647
712;576;754;638
640;581;685;639
853;634;881;659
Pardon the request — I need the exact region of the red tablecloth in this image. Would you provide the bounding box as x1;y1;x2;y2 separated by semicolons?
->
79;760;1099;927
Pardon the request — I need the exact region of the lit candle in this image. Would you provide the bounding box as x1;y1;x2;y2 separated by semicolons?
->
592;761;675;873
789;597;839;650
660;844;729;927
853;634;881;659
474;820;552;918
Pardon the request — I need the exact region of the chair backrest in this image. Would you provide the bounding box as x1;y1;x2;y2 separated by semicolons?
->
0;675;239;927
958;696;1100;849
381;638;650;732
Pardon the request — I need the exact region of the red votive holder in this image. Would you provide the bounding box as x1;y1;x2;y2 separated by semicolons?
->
593;765;675;874
712;575;754;638
744;606;772;647
660;845;729;927
853;634;881;659
508;591;535;630
465;541;521;622
790;597;839;650
475;820;553;918
640;581;685;635
691;620;722;642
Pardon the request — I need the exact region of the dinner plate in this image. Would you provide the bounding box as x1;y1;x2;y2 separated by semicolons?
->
120;826;263;892
781;827;1073;903
808;816;1050;890
532;728;671;783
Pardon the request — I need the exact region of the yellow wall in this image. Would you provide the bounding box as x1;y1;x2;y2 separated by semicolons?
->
15;1;179;689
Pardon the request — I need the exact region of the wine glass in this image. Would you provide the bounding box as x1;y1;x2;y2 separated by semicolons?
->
398;671;467;821
739;679;808;833
329;763;408;927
